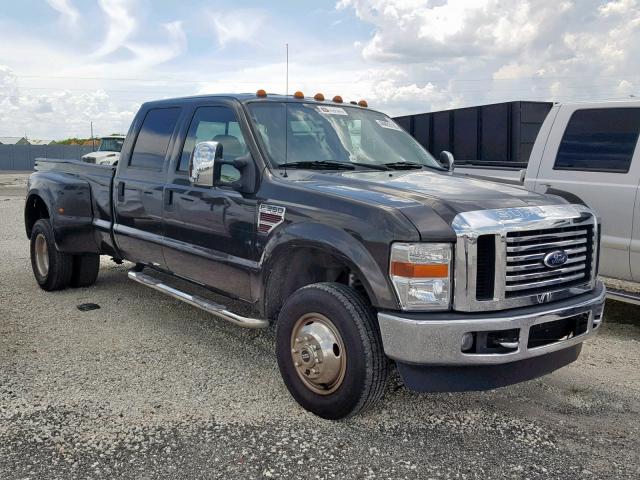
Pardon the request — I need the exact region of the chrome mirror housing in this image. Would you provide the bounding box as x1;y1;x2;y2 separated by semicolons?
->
440;150;455;172
189;141;223;187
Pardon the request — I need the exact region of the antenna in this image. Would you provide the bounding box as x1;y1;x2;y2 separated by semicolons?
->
283;42;289;178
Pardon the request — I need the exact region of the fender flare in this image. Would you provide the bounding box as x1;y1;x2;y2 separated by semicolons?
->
542;186;588;207
258;222;398;314
24;172;98;253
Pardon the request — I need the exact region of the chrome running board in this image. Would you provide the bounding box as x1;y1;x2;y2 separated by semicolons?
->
127;270;269;329
606;287;640;306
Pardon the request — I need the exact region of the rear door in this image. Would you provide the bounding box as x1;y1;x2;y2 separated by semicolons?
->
113;106;183;266
532;104;640;281
162;102;257;300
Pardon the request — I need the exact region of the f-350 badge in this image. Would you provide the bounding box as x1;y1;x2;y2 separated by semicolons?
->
258;204;286;234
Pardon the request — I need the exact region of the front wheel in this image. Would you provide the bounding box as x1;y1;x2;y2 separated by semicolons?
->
276;282;388;419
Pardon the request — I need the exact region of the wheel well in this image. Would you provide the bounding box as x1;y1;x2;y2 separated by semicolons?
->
25;195;49;238
264;247;371;321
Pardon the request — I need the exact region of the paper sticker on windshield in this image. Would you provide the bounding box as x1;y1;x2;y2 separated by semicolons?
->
317;106;348;116
376;119;402;131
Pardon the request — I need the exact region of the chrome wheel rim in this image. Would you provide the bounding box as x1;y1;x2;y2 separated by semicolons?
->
290;312;346;395
34;233;49;278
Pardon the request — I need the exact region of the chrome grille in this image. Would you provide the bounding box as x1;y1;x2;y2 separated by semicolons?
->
504;225;593;297
452;205;598;312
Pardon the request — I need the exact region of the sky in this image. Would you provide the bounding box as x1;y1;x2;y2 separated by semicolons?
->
0;0;639;140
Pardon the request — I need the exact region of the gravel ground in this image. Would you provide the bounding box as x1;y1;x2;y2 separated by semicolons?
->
1;176;640;479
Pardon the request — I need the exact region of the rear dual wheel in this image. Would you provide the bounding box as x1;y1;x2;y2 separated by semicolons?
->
276;282;388;420
30;219;99;291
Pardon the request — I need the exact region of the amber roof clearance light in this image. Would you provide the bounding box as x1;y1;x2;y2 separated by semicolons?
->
314;93;325;101
293;91;304;99
256;89;267;98
358;99;368;107
332;95;343;103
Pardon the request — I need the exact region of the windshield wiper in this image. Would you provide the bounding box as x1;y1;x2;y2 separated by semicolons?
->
349;162;391;171
382;161;424;170
283;161;355;170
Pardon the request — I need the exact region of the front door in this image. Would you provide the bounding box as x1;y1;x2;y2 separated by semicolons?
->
162;104;257;300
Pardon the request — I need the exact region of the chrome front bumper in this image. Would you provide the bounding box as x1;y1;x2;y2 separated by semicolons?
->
378;282;606;366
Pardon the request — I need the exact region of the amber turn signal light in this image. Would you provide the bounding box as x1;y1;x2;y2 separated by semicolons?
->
256;89;267;98
390;262;449;278
293;91;304;99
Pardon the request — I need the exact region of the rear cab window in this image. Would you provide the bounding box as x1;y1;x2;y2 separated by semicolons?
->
554;108;640;173
129;107;182;170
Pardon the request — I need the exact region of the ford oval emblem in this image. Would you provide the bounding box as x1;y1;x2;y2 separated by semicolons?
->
543;250;569;268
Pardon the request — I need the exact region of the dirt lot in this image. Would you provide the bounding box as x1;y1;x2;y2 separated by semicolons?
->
1;174;639;479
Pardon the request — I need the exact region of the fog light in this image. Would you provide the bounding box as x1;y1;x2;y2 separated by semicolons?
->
461;332;474;352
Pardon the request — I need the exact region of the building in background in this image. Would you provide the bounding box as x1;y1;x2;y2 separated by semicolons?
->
0;136;29;145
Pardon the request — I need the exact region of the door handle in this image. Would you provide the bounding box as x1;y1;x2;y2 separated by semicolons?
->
117;181;125;202
164;189;173;206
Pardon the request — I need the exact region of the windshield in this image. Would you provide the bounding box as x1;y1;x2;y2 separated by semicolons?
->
246;102;442;169
98;138;124;152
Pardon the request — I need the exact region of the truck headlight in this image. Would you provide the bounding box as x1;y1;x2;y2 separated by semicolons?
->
389;243;452;311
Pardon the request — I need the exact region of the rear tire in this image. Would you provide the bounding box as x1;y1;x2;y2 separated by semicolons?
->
70;254;100;287
30;219;73;291
276;282;388;419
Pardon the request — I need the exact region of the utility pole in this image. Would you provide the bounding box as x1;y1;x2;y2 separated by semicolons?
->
91;122;95;150
286;43;289;97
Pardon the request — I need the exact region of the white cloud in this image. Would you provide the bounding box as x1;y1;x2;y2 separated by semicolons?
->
92;0;138;57
45;0;80;28
0;64;136;138
338;0;640;108
0;1;187;139
209;9;267;48
600;0;637;16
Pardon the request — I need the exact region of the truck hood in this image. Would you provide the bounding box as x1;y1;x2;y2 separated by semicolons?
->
81;151;121;165
285;169;566;239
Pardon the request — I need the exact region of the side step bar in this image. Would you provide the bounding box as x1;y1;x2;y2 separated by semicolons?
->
128;271;269;329
606;287;640;306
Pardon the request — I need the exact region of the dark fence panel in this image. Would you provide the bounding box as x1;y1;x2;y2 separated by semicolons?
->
393;101;553;167
0;145;96;170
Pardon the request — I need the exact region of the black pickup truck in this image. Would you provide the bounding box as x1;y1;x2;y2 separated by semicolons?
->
25;92;606;419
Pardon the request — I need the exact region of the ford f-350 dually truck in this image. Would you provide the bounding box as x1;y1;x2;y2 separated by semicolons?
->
24;92;605;419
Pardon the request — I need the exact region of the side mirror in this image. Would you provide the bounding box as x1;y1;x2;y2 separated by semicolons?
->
440;151;455;172
189;141;222;187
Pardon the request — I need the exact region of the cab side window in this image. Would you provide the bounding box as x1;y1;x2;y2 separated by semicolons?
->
129;107;181;169
554;108;640;173
178;106;249;184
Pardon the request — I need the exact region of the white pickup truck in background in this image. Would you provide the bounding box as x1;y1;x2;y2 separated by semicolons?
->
454;100;640;304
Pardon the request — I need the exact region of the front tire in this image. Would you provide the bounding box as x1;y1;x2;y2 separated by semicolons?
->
30;219;73;291
276;282;388;419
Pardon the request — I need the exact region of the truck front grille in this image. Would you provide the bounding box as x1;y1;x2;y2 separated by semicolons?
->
452;205;598;312
504;225;593;298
